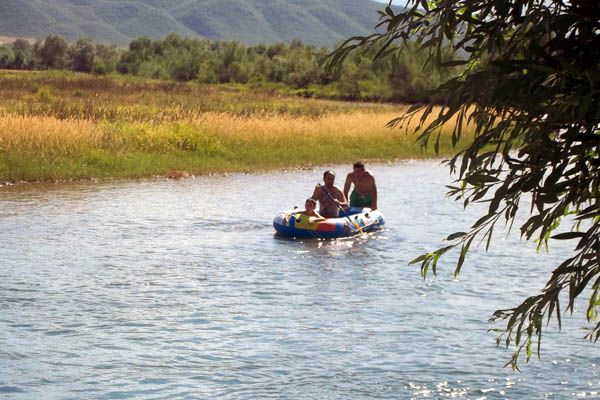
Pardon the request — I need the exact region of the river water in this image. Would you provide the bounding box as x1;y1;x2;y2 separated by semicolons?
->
0;161;598;399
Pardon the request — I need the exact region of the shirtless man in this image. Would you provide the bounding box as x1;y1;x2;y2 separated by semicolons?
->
311;170;348;218
344;161;377;210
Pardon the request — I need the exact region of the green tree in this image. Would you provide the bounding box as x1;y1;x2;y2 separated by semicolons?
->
69;38;95;73
117;37;154;74
92;43;120;75
283;44;320;89
218;40;244;83
337;61;361;100
0;45;14;68
11;39;34;69
40;35;68;69
170;52;199;81
331;0;600;369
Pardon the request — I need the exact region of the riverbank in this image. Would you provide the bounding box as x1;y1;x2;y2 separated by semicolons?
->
0;71;472;182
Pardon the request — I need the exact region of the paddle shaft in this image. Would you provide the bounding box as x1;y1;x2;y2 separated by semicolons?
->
318;184;365;235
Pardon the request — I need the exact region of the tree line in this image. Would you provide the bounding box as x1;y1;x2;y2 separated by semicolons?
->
0;33;453;103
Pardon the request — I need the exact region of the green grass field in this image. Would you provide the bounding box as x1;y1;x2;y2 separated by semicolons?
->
0;70;472;182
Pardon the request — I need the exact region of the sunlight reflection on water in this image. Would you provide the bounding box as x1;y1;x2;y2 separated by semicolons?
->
1;161;598;398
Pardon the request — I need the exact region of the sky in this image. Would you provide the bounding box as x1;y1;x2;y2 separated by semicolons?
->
374;0;403;6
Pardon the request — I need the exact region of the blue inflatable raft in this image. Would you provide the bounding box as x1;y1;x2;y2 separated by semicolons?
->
273;207;385;239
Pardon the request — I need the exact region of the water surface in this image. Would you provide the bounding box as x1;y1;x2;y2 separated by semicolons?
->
1;161;598;398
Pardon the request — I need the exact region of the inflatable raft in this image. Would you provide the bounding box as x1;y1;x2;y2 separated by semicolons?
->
273;207;385;238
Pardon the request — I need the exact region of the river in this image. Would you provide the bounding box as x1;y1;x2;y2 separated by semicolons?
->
1;160;598;399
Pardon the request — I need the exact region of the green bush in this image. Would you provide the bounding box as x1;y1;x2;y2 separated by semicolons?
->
0;34;460;104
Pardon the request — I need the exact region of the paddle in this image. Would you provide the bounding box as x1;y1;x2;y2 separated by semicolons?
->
317;184;365;236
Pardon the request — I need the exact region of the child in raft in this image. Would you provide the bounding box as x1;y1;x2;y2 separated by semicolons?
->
296;198;326;224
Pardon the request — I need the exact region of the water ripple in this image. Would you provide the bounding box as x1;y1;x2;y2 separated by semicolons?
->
0;162;596;399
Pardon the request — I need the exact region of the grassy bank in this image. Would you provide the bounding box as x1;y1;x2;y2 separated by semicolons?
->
0;71;471;182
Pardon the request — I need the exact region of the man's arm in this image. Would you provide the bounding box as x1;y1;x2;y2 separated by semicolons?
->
311;185;320;200
334;187;348;208
343;173;352;200
370;176;378;210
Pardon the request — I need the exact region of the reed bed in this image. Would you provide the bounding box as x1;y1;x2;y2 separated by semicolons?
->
0;71;473;182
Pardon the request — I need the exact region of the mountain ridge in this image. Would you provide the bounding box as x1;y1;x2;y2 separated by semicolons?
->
0;0;390;47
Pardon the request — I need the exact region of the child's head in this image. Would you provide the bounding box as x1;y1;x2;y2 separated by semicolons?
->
305;198;317;212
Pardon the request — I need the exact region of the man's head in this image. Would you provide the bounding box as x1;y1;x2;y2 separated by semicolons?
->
323;170;335;186
305;198;317;212
353;161;365;178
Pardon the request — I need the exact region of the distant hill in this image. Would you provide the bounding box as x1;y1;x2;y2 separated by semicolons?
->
0;0;392;47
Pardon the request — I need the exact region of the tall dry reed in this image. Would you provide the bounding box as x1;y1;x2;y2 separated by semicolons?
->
0;71;475;181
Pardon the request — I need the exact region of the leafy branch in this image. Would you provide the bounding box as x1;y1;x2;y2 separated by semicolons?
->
330;0;600;369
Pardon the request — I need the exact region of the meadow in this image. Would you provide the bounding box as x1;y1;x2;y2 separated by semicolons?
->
0;70;472;182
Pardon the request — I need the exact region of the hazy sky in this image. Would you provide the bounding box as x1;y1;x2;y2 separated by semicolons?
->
374;0;403;6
